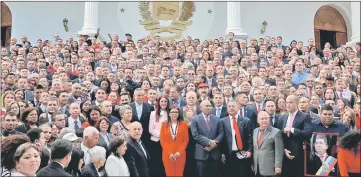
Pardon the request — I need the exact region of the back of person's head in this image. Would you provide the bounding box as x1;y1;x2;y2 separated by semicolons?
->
339;130;361;153
65;148;84;175
89;146;106;163
51;139;73;162
1;135;30;170
26;128;43;145
39;148;51;171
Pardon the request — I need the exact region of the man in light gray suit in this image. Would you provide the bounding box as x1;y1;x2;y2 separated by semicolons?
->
253;111;284;177
191;100;224;177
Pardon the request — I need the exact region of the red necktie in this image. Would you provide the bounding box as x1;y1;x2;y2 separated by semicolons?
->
258;130;264;148
309;89;312;97
257;104;261;113
232;116;243;150
205;117;210;128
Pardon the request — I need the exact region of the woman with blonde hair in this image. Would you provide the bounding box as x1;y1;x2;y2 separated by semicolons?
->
342;109;357;130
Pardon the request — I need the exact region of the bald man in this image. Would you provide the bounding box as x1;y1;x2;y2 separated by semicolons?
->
277;95;312;176
253;111;284;177
123;122;150;177
191;100;224;177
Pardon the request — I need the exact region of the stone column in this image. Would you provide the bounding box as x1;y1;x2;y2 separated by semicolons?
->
347;1;360;46
225;2;248;40
78;2;98;38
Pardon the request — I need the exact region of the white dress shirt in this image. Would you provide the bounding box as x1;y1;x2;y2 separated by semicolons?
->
229;115;238;151
68;116;82;131
286;110;298;134
136;103;143;120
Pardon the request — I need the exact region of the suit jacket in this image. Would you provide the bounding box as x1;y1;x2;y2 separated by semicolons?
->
220;115;253;156
24;90;34;101
180;105;201;122
241;106;258;130
211;105;228;118
37;162;72;177
253;126;284;176
80;163;99;177
130;102;155;142
277;111;312;158
205;77;217;87
168;97;187;108
270;114;280;128
249;101;265;113
190;114;224;160
123;136;150;177
97;132;114;151
65;116;86;128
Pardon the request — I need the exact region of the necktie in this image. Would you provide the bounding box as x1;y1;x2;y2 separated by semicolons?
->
36;101;40;107
270;117;274;126
138;140;148;159
74;120;80;130
339;92;343;99
205;117;210;128
216;108;221;117
309;89;312;97
240;107;243;117
232;116;243;150
257;104;261;113
258;129;264;148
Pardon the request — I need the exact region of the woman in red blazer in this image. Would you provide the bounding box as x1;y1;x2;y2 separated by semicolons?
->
160;106;189;177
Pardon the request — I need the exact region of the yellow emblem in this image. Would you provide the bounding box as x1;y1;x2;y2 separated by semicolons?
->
139;1;195;40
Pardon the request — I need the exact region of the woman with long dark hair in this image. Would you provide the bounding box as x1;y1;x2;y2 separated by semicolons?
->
148;96;169;177
338;130;361;177
160;106;189;177
16;107;39;133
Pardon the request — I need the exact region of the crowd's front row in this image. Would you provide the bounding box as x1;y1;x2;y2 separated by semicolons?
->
1;94;361;177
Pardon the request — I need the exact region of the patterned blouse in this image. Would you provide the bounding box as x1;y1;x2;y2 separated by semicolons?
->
110;121;130;140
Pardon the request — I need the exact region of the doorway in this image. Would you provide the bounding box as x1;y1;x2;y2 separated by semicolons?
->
320;30;336;50
1;2;12;47
314;6;347;49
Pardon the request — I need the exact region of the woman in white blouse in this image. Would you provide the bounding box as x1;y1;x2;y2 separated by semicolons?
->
148;96;169;177
105;136;129;177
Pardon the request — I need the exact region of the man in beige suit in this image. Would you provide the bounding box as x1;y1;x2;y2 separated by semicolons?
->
253;111;284;177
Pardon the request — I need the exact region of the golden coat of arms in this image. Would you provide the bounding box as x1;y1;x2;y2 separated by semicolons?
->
139;1;196;40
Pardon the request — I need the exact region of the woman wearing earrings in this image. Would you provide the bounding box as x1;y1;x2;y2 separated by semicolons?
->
160;106;189;177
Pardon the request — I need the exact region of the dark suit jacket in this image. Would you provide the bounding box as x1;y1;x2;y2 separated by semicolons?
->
205;77;217;87
270;114;280;129
220;115;253;156
241;106;258;130
37;162;72;177
277;111;312;158
65;116;86;128
130;102;155;142
123;136;150;177
211;105;229;118
80;163;99;177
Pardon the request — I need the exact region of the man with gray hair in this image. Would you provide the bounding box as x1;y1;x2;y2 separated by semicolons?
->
81;146;107;177
81;126;100;165
130;88;154;146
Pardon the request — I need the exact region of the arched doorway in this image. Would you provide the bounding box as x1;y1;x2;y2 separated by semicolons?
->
314;6;347;49
1;2;12;47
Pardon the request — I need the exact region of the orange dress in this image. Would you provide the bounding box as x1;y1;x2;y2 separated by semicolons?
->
160;121;189;177
338;148;361;176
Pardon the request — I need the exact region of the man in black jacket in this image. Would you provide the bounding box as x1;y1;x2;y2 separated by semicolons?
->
37;139;73;177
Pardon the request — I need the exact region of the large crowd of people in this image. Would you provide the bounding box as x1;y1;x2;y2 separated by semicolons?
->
1;31;361;177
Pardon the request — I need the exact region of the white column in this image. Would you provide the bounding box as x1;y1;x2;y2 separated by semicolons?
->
78;2;98;38
347;2;360;46
225;2;248;40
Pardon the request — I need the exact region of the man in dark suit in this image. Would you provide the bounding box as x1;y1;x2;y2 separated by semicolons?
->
191;100;224;177
37;139;72;177
264;99;280;128
124;122;150;177
211;92;228;118
236;92;258;129
277;95;312;177
100;100;119;125
220;100;253;177
168;86;186;108
130;88;155;146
